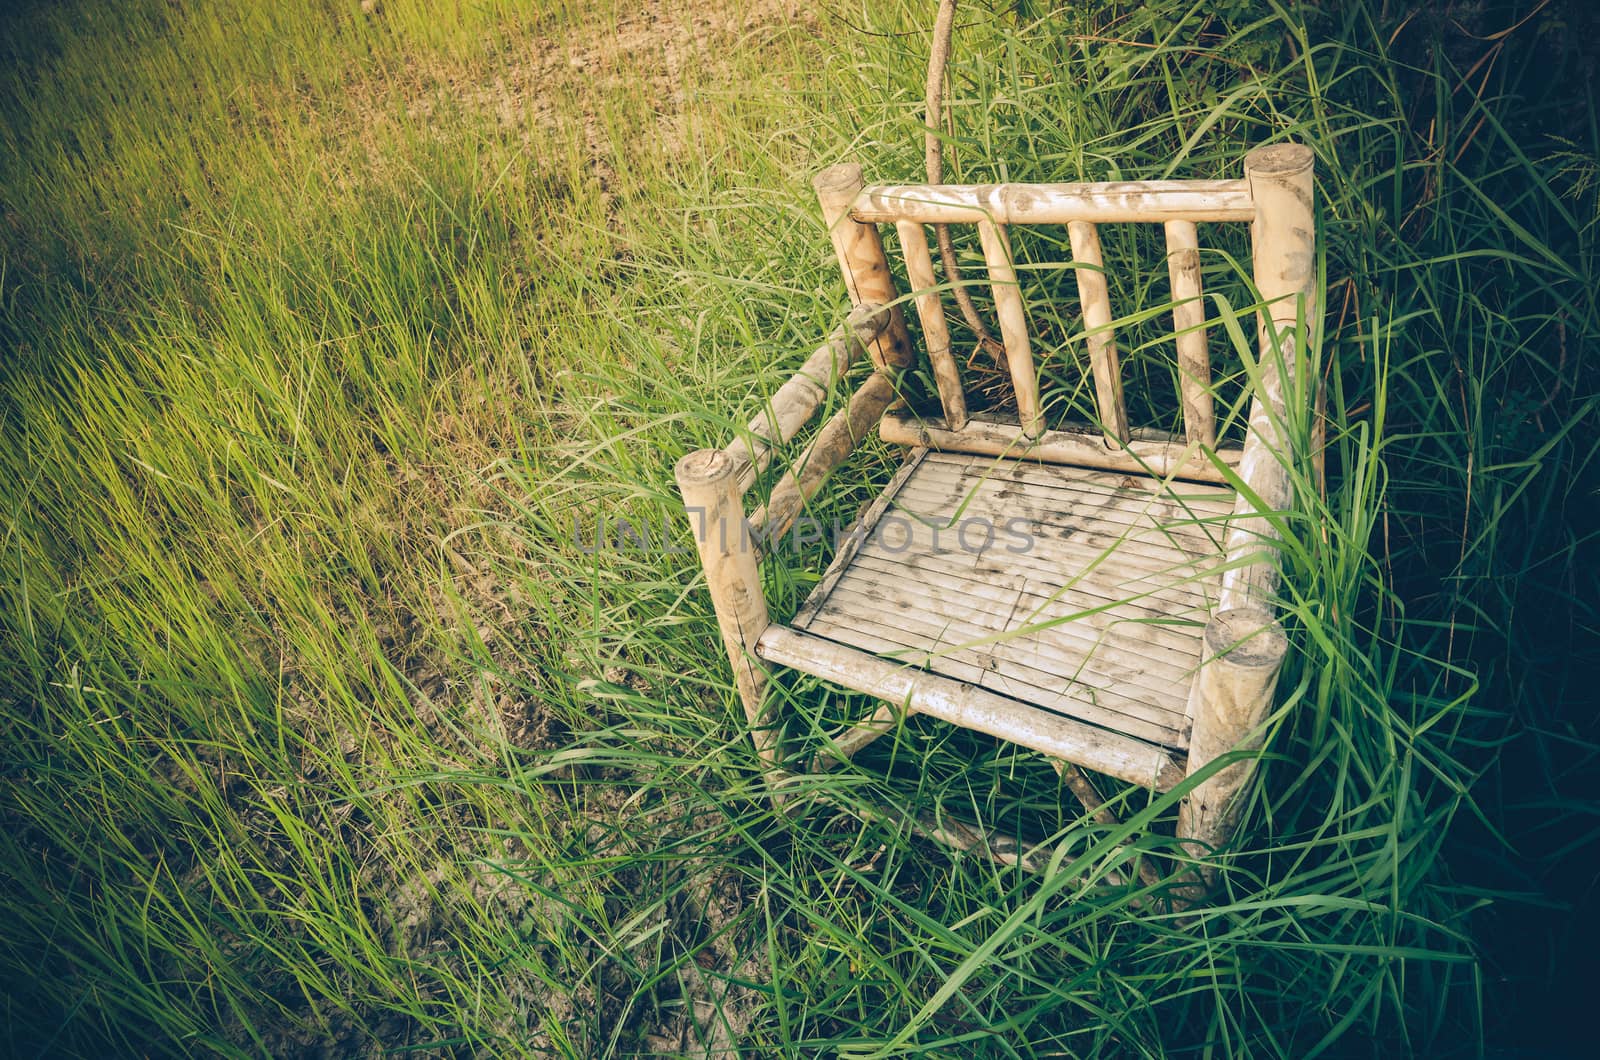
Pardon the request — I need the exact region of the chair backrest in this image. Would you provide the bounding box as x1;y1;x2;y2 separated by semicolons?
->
811;144;1317;459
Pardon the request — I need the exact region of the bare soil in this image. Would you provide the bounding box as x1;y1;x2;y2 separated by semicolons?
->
243;2;818;1055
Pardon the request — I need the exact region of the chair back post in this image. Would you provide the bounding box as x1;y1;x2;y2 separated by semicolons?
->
1180;142;1314;858
894;220;969;429
814;163;915;372
1219;143;1316;611
976;219;1046;438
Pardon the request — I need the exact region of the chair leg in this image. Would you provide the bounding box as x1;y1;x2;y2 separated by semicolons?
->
1178;607;1288;876
675;449;779;770
810;701;901;772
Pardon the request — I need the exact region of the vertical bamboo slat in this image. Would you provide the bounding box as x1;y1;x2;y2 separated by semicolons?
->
814;164;914;372
895;220;968;430
1163;219;1215;447
976;219;1044;438
1067;220;1130;444
675;449;779;767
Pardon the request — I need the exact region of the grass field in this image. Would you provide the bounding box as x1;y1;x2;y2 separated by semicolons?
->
2;0;1597;1055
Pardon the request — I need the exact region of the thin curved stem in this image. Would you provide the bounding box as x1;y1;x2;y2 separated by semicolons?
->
925;0;1007;367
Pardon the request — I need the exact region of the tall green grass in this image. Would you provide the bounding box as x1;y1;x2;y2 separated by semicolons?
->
2;0;1595;1054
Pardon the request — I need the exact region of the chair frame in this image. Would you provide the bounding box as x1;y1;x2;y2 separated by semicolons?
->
675;144;1315;854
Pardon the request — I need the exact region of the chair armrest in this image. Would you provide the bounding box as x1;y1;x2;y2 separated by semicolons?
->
725;303;890;494
748;371;900;550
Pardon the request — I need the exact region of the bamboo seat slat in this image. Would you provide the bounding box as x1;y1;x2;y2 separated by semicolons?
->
755;624;1188;790
785;448;1237;754
845;513;1221;617
841;551;1211;658
805;597;1192;745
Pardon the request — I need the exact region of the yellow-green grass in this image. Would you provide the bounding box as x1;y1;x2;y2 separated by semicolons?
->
2;0;1596;1055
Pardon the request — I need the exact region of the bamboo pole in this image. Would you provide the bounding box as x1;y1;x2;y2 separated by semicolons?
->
976;219;1045;438
725;302;890;493
810;701;900;771
1177;607;1287;859
895;220;969;430
1067;221;1130;443
1048;759;1165;890
1219;143;1316;611
877;409;1240;483
764;767;1163;890
750;372;900;549
755;625;1188;790
675;449;779;767
851;179;1255;225
1163;219;1216;448
767;765;1059;874
814;164;914;372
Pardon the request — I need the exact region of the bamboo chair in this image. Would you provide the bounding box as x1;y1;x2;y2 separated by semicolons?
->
676;144;1315;855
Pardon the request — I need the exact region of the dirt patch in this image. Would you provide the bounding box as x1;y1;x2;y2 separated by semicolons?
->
342;0;816;210
230;3;812;1054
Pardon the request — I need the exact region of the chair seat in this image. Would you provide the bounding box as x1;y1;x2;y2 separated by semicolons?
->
786;449;1237;754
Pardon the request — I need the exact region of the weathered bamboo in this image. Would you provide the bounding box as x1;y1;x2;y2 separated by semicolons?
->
725;302;891;493
1049;759;1166;890
767;765;1060;873
1218;143;1317;611
852;179;1255;226
755;624;1188;790
894;220;969;430
769;765;1163;886
885;806;1053;874
789;450;929;628
675;449;778;767
1067;221;1130;443
976;219;1045;438
877;409;1240;483
750;371;899;548
1177;607;1287;858
1163;219;1216;448
811;701;900;771
814;164;915;372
